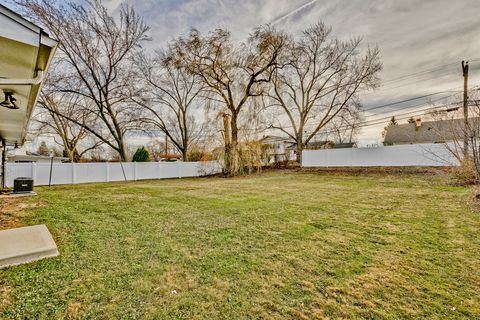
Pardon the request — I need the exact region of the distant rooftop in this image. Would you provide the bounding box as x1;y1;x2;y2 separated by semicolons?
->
383;117;480;145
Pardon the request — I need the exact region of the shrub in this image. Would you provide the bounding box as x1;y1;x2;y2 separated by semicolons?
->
187;150;213;162
451;158;478;185
132;146;150;162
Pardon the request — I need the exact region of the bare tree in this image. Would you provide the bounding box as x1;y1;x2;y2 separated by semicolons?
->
34;92;104;162
170;26;287;175
15;0;150;161
30;65;103;162
145;138;166;162
428;92;480;183
322;103;364;144
268;22;382;162
132;49;206;161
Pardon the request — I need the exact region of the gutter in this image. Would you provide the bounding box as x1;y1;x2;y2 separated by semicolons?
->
0;71;44;86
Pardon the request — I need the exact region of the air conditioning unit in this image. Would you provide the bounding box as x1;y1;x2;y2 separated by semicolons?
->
13;177;34;193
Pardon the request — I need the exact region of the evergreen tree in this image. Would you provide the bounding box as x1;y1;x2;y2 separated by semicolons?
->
132;146;150;162
382;116;398;139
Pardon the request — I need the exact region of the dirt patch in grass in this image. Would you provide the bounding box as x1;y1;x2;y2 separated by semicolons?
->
0;286;13;313
0;198;45;229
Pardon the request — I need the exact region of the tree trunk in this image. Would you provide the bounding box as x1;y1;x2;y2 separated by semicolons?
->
223;113;232;174
296;142;303;164
230;113;239;175
295;132;304;164
118;138;127;162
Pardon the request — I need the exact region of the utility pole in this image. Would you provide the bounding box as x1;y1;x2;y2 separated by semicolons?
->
462;60;469;158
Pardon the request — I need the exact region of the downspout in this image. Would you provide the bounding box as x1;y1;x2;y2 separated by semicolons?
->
1;138;6;190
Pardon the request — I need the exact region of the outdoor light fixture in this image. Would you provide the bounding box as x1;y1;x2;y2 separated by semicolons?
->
0;91;18;109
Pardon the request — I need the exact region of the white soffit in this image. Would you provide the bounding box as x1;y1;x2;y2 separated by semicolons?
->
0;4;58;146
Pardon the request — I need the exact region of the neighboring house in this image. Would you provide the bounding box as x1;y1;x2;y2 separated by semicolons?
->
0;4;58;188
215;136;358;164
7;147;67;163
383;117;480;145
261;135;296;163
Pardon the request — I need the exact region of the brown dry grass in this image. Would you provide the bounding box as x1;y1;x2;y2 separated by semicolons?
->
0;198;45;229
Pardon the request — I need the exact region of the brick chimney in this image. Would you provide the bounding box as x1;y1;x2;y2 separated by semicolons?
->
415;118;422;130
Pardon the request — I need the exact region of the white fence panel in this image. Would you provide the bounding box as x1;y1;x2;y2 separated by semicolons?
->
107;163;134;182
136;162;157;180
198;161;223;175
5;161;222;187
180;162;199;177
5;163;34;182
302;143;459;167
50;163;74;185
33;163;73;185
159;162;181;179
75;163;108;184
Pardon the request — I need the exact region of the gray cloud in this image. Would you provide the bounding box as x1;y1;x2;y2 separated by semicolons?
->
104;0;480;142
4;0;478;143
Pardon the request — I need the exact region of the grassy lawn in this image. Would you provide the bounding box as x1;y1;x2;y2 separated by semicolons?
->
1;171;479;319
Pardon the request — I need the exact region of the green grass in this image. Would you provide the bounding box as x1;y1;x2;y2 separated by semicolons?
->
1;171;479;319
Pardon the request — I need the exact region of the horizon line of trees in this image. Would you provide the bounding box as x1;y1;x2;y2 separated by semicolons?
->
16;0;382;175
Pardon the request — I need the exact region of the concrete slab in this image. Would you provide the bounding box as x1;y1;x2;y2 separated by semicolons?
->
0;224;59;269
0;191;37;199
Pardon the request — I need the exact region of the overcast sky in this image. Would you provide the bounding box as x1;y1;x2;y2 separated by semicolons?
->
4;0;480;145
101;0;480;144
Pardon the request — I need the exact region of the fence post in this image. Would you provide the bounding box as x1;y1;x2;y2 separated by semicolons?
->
32;162;37;186
157;161;161;179
72;163;76;184
106;162;110;182
177;161;181;178
2;162;8;188
134;162;138;181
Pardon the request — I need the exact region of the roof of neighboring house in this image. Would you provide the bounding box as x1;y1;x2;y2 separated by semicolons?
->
333;142;357;149
383;117;480;145
305;140;335;149
0;4;58;146
6;147;68;162
7;154;68;163
260;135;292;144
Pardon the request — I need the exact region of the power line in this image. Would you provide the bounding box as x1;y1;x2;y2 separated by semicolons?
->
382;62;457;84
312;106;449;136
269;92;457;132
366;93;457;116
276;94;480;137
365;104;453;123
363;90;461;112
363;70;463;94
381;59;480;85
311;107;456;138
311;99;480;137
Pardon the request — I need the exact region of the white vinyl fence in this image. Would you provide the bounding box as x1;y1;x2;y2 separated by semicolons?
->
4;161;222;187
302;143;459;167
